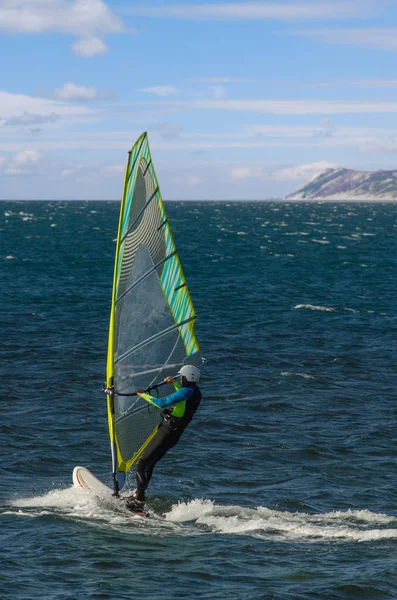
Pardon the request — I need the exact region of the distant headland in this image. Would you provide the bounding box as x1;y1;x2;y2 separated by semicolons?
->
285;167;397;200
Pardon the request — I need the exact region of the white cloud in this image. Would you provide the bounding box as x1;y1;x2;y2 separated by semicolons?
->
140;86;178;97
60;161;124;180
231;161;336;181
0;90;94;120
0;0;123;35
231;167;263;180
124;2;375;20
14;149;43;165
211;85;226;100
314;117;335;138
150;122;182;139
72;37;108;56
357;139;397;153
190;77;257;83
273;161;336;180
102;164;125;174
0;149;44;175
3;111;60;127
315;79;397;88
172;173;201;185
0;126;392;153
55;82;98;100
0;1;124;55
297;28;397;51
152;98;397;115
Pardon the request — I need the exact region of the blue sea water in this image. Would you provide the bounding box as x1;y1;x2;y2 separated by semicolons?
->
1;200;396;600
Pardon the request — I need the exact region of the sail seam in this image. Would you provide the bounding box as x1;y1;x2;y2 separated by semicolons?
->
143;160;152;176
157;219;168;231
174;283;186;292
116;250;177;304
115;316;196;364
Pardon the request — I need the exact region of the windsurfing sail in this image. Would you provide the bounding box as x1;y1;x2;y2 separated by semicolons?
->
106;132;202;493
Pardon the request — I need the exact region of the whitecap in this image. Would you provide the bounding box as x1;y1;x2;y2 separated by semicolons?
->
166;498;215;522
166;501;397;543
281;371;317;380
294;304;335;312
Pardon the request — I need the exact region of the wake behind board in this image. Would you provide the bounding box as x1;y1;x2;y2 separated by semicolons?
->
72;466;149;517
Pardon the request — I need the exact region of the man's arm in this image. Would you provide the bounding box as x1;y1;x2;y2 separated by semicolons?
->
138;386;193;409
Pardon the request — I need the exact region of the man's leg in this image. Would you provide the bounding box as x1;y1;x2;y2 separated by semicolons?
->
134;424;181;500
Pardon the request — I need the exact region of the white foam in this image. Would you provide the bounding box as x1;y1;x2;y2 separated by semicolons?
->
281;371;317;380
165;498;215;522
12;486;138;527
294;304;359;314
10;492;397;543
169;502;397;543
164;502;397;543
10;486;185;535
294;304;335;312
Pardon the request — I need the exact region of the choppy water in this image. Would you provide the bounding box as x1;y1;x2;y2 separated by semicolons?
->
1;200;396;600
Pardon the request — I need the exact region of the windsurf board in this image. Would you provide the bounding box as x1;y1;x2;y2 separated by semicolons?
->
73;466;113;494
72;466;149;517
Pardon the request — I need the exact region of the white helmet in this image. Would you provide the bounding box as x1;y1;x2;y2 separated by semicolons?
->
178;365;201;383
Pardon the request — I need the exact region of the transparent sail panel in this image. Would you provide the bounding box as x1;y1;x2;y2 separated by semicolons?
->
115;245;176;361
115;403;160;464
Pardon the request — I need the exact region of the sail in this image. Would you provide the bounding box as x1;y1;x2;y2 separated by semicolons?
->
106;133;201;492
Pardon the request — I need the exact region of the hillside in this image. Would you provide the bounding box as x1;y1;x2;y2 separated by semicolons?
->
285;167;397;200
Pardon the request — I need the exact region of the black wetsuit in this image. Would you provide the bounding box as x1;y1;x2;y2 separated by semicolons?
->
135;382;201;501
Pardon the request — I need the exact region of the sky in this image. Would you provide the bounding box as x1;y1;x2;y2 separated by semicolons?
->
1;0;397;200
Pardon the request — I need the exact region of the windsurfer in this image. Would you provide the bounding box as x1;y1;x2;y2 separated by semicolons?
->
125;365;201;513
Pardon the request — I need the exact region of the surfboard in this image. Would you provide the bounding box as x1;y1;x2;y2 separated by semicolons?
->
72;466;149;517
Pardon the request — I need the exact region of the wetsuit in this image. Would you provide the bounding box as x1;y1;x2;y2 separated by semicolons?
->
135;380;201;501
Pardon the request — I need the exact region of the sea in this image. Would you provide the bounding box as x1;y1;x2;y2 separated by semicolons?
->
1;200;396;600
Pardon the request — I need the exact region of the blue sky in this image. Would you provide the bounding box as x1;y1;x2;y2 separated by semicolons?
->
1;0;397;200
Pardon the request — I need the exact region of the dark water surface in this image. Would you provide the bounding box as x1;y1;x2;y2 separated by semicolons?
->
1;200;396;599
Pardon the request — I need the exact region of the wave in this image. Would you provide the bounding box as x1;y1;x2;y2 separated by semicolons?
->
294;304;360;313
281;371;317;380
7;490;397;543
294;304;336;312
167;500;397;543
